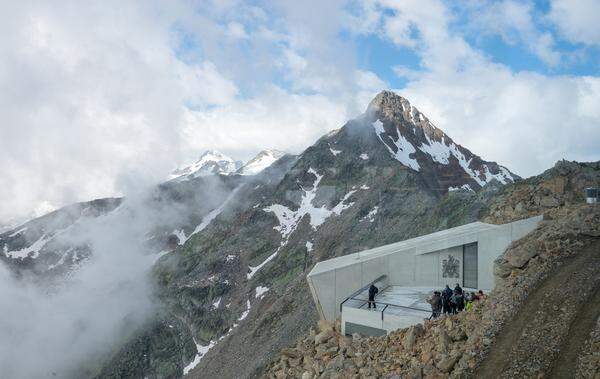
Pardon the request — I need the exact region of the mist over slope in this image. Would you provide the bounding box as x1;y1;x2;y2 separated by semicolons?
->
0;194;160;378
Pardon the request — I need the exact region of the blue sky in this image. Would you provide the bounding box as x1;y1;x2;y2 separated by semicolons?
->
1;0;599;221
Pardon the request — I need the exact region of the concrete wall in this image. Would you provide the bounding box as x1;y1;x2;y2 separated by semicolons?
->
342;305;429;335
341;306;383;335
308;216;542;322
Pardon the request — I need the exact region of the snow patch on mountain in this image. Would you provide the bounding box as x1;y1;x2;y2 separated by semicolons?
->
8;227;27;238
483;165;514;185
238;150;285;175
183;338;217;375
47;248;75;270
263;168;356;240
417;134;452;164
184;187;242;243
326;129;341;137
305;241;313;252
329;144;341;156
238;299;251;321
255;286;269;299
250;168;360;278
417;133;515;186
4;234;50;259
372;120;420;171
247;248;280;279
184;293;256;373
173;229;186;245
448;184;474;192
361;206;379;223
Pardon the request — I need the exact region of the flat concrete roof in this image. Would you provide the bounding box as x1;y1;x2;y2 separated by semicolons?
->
309;221;498;276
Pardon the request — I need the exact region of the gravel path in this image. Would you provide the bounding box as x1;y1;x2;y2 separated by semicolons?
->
476;240;600;378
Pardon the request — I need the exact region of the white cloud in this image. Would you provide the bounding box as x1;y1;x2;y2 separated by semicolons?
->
0;1;197;221
226;21;249;39
179;61;239;106
548;0;600;45
469;0;561;66
181;87;353;159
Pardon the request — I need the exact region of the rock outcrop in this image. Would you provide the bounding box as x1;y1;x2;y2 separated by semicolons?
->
484;160;600;224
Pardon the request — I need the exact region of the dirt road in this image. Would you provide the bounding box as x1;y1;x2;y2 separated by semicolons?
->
476;240;600;378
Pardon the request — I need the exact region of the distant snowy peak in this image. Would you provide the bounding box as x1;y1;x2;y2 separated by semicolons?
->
365;90;519;190
238;150;286;176
170;150;242;180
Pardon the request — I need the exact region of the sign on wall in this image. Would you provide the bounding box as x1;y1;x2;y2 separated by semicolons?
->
442;254;461;278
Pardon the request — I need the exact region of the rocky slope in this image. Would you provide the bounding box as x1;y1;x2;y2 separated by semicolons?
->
265;161;600;379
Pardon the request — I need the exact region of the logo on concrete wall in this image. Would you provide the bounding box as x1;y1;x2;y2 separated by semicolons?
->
442;255;460;278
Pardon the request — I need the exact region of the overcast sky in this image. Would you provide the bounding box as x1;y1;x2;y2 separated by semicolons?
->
1;0;599;224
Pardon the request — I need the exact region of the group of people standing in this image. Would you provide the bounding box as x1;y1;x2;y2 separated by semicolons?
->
427;284;485;318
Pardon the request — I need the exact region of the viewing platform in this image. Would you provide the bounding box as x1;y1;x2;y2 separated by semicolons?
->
307;216;542;336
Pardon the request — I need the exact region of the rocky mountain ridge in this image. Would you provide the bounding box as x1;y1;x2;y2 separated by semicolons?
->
169;149;288;182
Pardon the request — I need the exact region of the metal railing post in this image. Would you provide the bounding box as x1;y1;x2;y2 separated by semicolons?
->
381;304;389;320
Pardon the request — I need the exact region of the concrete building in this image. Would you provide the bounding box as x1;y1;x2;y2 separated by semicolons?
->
306;216;542;335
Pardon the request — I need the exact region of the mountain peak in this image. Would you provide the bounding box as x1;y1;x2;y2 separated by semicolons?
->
198;149;231;161
238;149;286;175
367;90;409;114
345;91;519;190
170;150;241;180
367;90;431;128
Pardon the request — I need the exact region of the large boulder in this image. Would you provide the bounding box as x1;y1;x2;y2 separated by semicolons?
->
437;354;461;373
403;324;424;350
504;246;538;268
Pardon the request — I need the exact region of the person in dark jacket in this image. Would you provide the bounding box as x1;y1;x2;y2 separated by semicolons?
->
442;285;453;314
427;291;443;318
368;284;379;309
454;283;463;295
451;289;465;313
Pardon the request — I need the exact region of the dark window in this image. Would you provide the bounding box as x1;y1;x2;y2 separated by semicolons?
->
463;243;478;288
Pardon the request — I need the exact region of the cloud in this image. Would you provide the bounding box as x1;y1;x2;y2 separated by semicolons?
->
548;0;600;45
0;193;167;377
226;22;249;39
467;0;561;66
180;85;367;160
0;1;194;222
